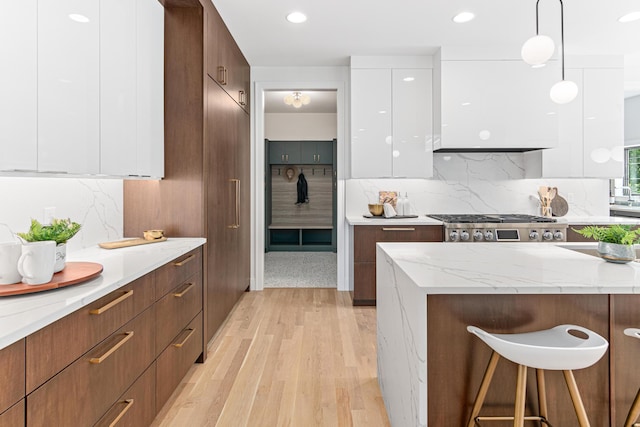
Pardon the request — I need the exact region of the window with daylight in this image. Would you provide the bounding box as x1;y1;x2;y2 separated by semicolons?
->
626;146;640;194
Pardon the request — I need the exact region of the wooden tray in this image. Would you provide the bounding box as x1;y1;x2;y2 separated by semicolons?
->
0;262;103;297
99;237;167;249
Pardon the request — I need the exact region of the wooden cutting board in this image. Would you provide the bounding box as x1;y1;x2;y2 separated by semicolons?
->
551;195;569;217
99;237;167;249
0;262;103;297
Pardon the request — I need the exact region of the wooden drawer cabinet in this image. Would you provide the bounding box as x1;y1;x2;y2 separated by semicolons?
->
156;312;203;410
26;273;154;393
0;340;24;415
155;270;202;356
94;363;156;427
155;249;202;298
0;400;24;427
353;225;443;305
27;307;155;427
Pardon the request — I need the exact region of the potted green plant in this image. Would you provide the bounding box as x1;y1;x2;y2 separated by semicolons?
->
573;224;640;263
18;218;81;272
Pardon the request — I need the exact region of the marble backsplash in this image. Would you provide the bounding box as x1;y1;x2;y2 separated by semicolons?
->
0;177;123;252
347;153;610;217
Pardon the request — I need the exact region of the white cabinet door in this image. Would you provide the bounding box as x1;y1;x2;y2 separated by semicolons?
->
439;60;559;150
0;0;37;172
392;69;433;178
38;0;100;174
583;68;624;178
351;69;393;178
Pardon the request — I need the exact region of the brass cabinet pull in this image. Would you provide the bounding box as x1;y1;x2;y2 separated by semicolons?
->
217;66;227;85
173;328;196;348
173;254;195;267
106;399;135;427
281;154;285;162
239;90;246;106
228;179;240;229
382;227;416;231
173;282;195;298
89;331;134;364
317;154;320;162
89;290;134;315
285;154;289;162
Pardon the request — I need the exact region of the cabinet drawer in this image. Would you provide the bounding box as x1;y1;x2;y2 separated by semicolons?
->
354;225;443;262
94;363;156;427
156;312;203;411
155;248;202;298
27;307;155;427
0;340;24;414
26;273;154;393
0;399;24;427
156;270;203;356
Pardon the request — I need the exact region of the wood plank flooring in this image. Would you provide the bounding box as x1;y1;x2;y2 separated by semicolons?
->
151;288;390;427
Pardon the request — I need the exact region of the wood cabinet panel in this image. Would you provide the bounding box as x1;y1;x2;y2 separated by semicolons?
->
0;340;24;415
155;248;202;299
94;363;156;427
0;400;24;427
26;273;153;393
156;312;203;410
27;306;155;427
353;262;376;305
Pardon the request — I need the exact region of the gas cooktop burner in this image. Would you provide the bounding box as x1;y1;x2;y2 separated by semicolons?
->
427;214;557;224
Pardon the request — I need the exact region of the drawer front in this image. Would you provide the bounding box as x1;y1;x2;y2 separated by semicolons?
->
27;307;155;427
0;400;24;427
156;271;203;356
156;312;203;411
354;225;443;262
94;363;156;427
155;248;202;298
26;273;154;393
0;340;24;414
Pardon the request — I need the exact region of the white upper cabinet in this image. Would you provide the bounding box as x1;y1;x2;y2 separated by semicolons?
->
0;0;37;172
38;0;100;174
437;60;559;151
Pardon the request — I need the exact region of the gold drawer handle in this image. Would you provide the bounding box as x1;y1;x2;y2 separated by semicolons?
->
173;254;195;267
107;399;135;427
173;328;196;348
89;331;134;364
382;227;416;231
173;282;195;298
90;290;134;315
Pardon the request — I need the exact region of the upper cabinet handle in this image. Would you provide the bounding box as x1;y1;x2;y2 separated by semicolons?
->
89;290;134;315
174;254;195;267
239;90;246;106
217;66;227;85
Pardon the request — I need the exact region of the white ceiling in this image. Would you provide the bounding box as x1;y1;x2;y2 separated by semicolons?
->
264;90;337;114
211;0;640;94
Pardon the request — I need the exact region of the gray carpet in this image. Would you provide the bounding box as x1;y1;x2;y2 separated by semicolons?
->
264;252;337;288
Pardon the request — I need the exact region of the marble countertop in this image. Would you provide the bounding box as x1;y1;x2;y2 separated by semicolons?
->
348;214;640;226
0;237;206;351
377;241;640;295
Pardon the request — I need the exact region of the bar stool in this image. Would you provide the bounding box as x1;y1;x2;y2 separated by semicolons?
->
466;324;608;427
624;328;640;427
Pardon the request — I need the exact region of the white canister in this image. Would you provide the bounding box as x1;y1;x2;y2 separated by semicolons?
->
0;241;22;284
18;241;56;285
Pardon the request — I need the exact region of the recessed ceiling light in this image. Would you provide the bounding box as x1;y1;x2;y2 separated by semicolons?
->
461;102;471;106
452;12;475;23
403;77;415;82
69;13;90;23
532;64;547;69
286;12;307;24
618;11;640;23
378;110;387;114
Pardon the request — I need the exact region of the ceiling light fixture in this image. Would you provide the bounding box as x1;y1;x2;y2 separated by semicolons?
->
619;11;640;23
452;12;475;23
286;12;307;23
283;91;310;108
68;13;90;23
521;0;577;104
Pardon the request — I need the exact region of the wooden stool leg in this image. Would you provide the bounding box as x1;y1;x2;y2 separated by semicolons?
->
467;351;501;427
536;369;549;421
514;364;527;427
624;388;640;427
562;370;591;427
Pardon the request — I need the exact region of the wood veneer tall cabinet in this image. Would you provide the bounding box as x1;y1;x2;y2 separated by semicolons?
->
124;0;250;346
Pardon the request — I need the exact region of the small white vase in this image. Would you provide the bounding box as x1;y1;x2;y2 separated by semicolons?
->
597;241;636;264
54;243;66;273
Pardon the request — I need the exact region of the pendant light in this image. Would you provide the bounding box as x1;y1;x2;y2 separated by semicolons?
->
521;0;577;104
283;91;311;108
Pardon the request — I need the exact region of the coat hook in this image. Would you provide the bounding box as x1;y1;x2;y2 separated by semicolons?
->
278;168;281;175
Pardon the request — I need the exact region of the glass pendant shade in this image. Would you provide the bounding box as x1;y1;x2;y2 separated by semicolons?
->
283;92;311;108
521;35;555;65
550;80;578;104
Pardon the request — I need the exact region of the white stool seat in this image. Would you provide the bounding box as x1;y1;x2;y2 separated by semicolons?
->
467;324;608;370
625;328;640;340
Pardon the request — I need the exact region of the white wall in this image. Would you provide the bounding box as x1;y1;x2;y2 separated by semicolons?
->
265;113;337;140
0;177;123;252
626;95;640;144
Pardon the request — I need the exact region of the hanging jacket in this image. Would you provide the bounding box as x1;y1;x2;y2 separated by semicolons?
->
296;173;309;204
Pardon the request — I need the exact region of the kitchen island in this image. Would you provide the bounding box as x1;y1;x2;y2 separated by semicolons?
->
377;242;640;426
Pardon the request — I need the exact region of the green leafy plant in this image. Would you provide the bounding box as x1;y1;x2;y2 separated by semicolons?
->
573;224;640;246
18;218;81;245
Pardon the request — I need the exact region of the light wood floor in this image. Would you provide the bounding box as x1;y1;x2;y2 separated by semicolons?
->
151;288;390;427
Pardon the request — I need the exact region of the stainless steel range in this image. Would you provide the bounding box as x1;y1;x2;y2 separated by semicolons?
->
427;214;568;243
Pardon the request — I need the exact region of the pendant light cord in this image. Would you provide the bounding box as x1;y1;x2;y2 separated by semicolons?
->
535;0;565;80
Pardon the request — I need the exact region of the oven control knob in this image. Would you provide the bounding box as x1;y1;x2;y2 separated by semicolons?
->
542;231;553;241
460;230;470;241
553;231;564;241
529;231;539;240
473;231;484;241
484;230;494;241
449;230;460;242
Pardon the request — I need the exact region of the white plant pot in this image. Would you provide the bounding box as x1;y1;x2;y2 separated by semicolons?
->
597;241;636;264
54;243;66;273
